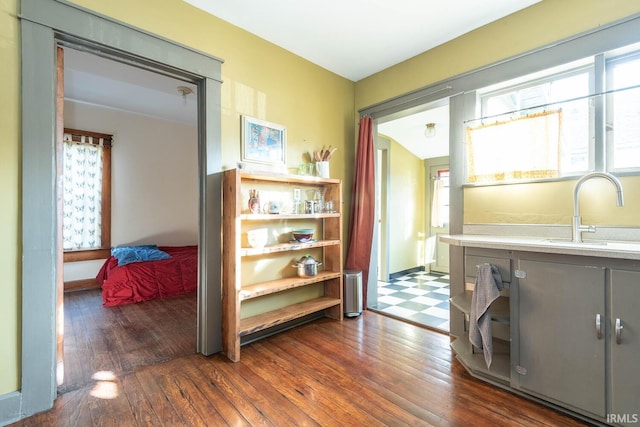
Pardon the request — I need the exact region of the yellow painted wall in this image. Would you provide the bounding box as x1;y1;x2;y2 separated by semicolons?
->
0;0;21;397
386;137;426;273
355;0;640;110
355;0;640;228
1;0;354;396
464;177;640;226
68;0;355;177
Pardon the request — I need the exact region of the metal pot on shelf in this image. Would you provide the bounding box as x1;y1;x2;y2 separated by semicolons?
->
292;255;322;277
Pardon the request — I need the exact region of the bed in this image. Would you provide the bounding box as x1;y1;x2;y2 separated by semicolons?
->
96;245;198;307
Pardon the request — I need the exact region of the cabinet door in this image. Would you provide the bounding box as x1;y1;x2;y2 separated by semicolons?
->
516;259;605;417
610;269;640;422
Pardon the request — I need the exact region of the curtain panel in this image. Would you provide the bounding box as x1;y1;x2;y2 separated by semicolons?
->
466;109;563;183
62;136;103;250
345;116;376;308
62;129;112;251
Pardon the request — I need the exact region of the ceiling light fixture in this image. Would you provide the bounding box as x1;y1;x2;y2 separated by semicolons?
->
177;86;193;105
424;123;436;138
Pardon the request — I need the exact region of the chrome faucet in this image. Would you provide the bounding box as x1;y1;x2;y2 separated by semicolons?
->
572;172;624;243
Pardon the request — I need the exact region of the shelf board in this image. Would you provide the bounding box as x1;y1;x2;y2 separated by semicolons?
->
240;239;340;256
240;213;340;220
451;335;510;384
239;170;341;184
450;290;510;324
239;271;341;300
239;296;341;336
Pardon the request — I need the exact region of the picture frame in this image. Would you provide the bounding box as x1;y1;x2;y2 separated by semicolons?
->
241;115;287;168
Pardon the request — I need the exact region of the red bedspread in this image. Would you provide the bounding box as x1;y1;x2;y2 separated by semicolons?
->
96;245;198;307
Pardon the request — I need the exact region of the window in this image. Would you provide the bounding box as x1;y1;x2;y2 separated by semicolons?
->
431;169;449;227
466;42;640;184
607;52;640;171
62;128;112;261
466;109;563;183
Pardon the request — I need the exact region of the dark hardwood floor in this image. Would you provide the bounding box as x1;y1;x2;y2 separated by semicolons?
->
12;289;589;426
59;288;198;394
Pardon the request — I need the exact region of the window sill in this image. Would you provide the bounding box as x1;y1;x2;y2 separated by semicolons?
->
63;248;111;262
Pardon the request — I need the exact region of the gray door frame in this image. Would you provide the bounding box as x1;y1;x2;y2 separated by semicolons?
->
374;134;390;283
17;0;223;418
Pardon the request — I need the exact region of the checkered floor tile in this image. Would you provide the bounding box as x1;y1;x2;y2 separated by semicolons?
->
371;271;450;332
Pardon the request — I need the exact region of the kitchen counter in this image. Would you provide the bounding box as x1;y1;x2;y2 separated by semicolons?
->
441;234;640;261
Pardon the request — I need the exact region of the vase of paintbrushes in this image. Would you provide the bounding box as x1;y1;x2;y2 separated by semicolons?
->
313;145;337;178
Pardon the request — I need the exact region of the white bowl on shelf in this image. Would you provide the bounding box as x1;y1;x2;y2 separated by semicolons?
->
247;228;268;248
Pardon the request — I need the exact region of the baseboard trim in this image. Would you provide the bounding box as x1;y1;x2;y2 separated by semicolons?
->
0;391;22;426
389;266;425;280
64;278;100;292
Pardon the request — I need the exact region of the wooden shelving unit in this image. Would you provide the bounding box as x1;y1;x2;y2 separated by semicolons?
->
222;169;343;362
239;239;340;257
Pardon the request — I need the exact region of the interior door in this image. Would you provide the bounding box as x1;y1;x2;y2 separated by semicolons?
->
429;164;449;273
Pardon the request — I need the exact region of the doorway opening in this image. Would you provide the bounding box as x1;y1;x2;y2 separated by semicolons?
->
58;46;200;393
20;1;223;415
369;101;451;332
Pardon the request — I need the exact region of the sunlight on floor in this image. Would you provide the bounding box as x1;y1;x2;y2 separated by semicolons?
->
90;371;119;399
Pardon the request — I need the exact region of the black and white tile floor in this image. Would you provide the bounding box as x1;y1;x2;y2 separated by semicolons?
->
372;271;450;332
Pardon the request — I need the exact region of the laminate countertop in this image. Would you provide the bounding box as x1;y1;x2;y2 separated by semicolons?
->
441;234;640;261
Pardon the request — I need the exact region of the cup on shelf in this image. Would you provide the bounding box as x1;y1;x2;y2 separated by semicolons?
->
298;163;313;175
316;161;330;178
264;201;281;214
325;200;335;213
304;200;317;214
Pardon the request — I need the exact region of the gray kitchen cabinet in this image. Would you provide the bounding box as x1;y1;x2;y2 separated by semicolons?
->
443;235;640;425
610;269;640;424
449;248;512;385
514;259;606;418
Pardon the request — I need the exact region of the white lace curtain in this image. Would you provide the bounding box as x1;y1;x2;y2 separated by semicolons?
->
62;133;104;250
465;109;563;183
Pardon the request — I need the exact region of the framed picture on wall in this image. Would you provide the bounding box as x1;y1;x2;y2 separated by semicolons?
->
241;115;287;168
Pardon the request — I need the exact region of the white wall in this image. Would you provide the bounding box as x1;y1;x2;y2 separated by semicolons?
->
63;101;198;281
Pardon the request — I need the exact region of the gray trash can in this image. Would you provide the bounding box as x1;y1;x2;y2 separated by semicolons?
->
344;270;363;317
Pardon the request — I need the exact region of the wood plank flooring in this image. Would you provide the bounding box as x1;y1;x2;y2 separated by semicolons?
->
59;289;198;394
11;289;590;426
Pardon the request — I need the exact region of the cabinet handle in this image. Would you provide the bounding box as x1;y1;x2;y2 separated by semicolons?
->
595;314;602;339
615;318;623;345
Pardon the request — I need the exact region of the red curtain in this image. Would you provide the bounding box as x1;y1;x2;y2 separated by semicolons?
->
345;116;375;309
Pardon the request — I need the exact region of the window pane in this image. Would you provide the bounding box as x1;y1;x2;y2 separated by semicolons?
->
438;170;449;225
62;142;103;250
609;56;640;170
481;71;591;178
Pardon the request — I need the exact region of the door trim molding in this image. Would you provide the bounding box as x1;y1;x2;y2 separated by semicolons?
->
16;0;223;420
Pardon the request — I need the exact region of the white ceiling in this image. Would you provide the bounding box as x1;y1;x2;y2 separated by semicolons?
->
64;0;541;158
185;0;541;82
378;104;450;160
63;48;198;125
